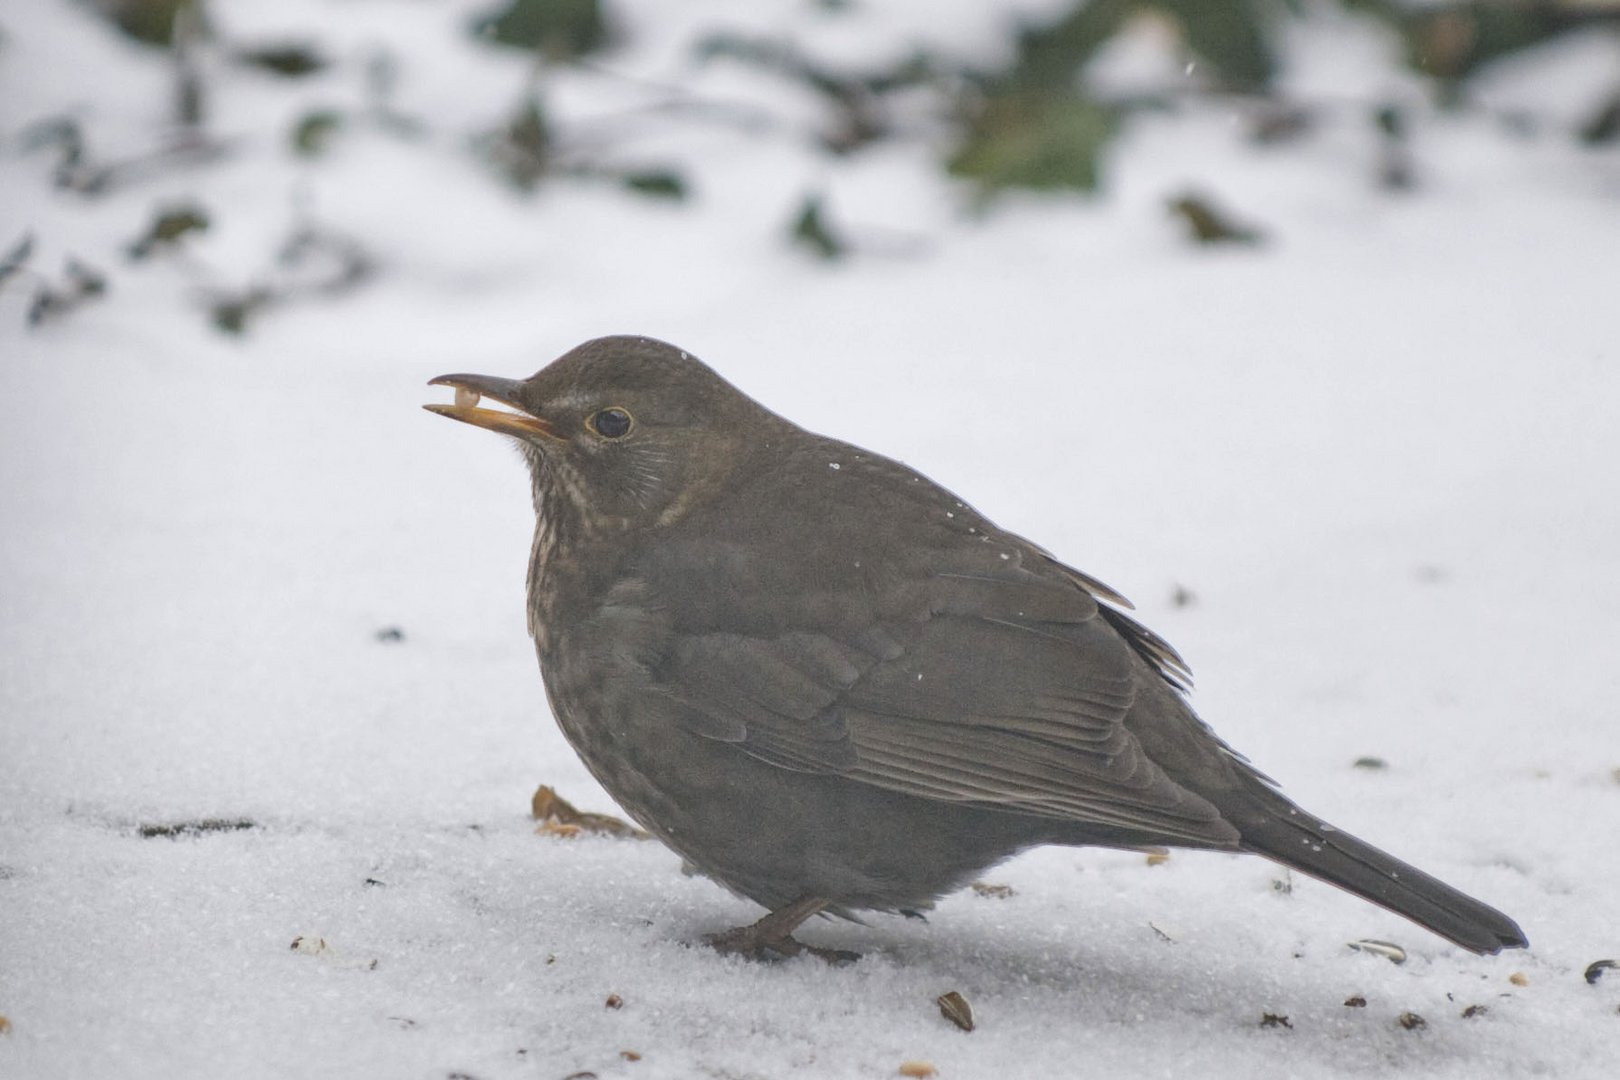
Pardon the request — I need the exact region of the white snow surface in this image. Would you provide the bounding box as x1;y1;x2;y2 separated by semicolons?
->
3;2;1619;1078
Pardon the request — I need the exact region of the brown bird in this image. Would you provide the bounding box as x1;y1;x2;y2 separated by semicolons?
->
425;335;1526;962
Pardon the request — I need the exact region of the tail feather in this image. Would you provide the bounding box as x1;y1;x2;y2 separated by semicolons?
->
1229;791;1527;954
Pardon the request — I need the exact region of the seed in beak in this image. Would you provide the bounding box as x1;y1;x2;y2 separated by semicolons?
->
454;387;480;409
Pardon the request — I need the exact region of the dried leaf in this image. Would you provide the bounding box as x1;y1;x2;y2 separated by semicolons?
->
1461;1004;1488;1019
1259;1013;1292;1029
531;786;649;839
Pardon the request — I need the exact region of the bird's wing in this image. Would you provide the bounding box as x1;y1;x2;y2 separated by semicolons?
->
630;545;1234;846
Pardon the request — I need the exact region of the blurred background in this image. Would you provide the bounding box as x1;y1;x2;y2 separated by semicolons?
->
4;0;1618;335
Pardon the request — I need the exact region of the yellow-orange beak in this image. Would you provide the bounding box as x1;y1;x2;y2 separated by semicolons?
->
424;373;561;441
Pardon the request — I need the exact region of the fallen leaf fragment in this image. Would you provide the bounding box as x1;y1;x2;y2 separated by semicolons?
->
1461;1004;1488;1019
1259;1013;1292;1029
620;1050;641;1062
1397;1012;1427;1030
969;881;1013;899
531;786;649;840
1343;996;1367;1008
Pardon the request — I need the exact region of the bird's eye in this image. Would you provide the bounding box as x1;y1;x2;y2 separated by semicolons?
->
590;407;633;439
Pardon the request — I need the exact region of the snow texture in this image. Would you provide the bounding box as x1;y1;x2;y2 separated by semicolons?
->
3;2;1618;1078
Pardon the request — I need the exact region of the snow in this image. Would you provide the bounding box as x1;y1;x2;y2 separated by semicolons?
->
3;1;1619;1077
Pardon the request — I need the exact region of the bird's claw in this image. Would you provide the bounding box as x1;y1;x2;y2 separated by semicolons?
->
703;926;859;965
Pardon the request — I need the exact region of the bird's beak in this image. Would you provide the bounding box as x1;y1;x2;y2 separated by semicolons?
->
424;373;562;441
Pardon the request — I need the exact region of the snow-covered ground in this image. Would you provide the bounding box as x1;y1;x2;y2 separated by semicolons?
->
3;2;1618;1077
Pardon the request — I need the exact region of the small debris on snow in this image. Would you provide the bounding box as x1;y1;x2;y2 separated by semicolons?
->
1397;1011;1427;1031
137;818;256;839
1348;940;1407;965
936;990;974;1032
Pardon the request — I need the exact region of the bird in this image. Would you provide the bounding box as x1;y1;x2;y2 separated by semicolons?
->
424;334;1527;962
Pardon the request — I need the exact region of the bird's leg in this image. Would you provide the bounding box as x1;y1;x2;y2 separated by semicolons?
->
704;896;859;964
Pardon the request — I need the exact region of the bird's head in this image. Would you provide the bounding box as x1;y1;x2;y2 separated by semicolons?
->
426;335;774;531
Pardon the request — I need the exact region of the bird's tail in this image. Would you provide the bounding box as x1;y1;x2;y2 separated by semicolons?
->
1227;784;1527;954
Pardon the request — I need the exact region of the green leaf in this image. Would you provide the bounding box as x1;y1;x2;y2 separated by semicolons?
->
947;92;1114;195
292;110;344;157
1006;0;1130;91
471;0;609;60
1160;0;1277;91
1166;192;1264;246
0;233;33;286
788;193;846;261
1395;5;1586;91
1579;93;1620;147
126;204;210;260
99;0;200;49
620;169;688;201
234;43;328;78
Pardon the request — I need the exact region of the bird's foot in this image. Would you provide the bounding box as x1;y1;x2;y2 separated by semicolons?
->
702;896;859;965
704;927;859;965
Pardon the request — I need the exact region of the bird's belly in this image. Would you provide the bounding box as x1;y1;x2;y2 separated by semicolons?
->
540;663;1043;914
